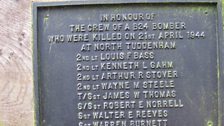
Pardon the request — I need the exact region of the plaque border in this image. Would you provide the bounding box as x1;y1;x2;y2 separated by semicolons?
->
33;0;223;126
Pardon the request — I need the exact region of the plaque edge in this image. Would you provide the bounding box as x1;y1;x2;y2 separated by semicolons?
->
32;0;220;8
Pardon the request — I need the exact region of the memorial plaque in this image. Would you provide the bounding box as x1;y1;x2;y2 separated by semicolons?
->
33;1;224;126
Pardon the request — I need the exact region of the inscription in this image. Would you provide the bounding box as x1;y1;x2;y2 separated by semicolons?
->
70;13;187;125
66;12;202;126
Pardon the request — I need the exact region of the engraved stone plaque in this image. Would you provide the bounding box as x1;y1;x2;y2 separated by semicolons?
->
33;1;224;126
